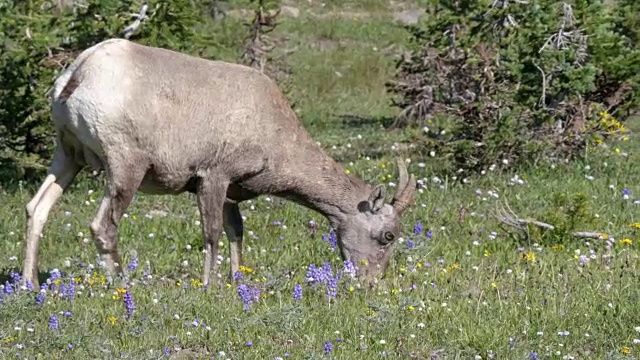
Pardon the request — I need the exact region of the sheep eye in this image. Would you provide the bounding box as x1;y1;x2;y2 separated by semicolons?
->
383;231;395;243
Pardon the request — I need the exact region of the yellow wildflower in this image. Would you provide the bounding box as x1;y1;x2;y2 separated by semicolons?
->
484;249;490;257
522;252;536;262
551;244;565;251
620;238;633;246
391;288;400;295
600;233;609;240
107;315;117;325
345;169;351;175
190;279;203;288
491;282;497;288
630;223;640;229
349;286;355;292
621;346;631;355
416;262;423;268
238;266;254;274
112;288;127;300
3;337;16;343
407;305;415;311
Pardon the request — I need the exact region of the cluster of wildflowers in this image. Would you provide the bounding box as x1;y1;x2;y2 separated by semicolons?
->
237;283;261;311
123;288;135;318
127;255;138;271
293;284;303;302
321;229;338;250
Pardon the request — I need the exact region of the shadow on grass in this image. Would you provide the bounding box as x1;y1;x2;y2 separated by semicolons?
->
0;268;52;290
335;113;395;129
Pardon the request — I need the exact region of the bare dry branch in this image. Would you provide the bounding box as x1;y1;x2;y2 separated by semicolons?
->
494;202;609;240
533;61;547;108
123;4;148;39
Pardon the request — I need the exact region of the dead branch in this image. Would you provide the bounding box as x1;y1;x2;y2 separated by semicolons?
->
123;4;148;39
532;61;547;108
495;201;609;240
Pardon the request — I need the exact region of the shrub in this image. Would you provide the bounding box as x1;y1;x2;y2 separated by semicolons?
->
387;0;639;177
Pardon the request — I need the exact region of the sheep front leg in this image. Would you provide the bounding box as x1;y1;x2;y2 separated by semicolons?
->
90;163;145;282
196;175;229;287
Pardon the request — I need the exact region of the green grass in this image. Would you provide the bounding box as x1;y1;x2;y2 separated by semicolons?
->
1;1;640;359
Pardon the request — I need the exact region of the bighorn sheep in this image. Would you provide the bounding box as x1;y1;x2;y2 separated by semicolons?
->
22;38;416;289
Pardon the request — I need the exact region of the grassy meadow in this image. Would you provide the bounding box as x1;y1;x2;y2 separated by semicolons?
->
1;0;640;359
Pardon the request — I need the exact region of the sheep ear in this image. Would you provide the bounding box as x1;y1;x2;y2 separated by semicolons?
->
367;184;386;213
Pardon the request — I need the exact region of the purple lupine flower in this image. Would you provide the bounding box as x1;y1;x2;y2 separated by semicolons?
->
529;351;539;360
305;264;319;284
413;221;423;235
326;277;337;299
407;240;415;249
4;282;13;295
49;269;62;282
127;256;138;271
578;255;589;266
306;263;333;284
63;278;75;301
246;340;253;346
324;340;333;354
123;289;135;318
25;280;33;291
328;230;338;249
426;230;433;239
622;188;631;199
49;314;59;330
237;284;260;311
234;271;244;281
293;284;302;302
9;272;21;284
320;263;333;281
36;291;46;306
342;260;356;279
163;347;170;357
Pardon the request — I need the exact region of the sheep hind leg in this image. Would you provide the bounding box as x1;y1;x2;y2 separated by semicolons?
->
223;202;244;282
23;146;81;289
